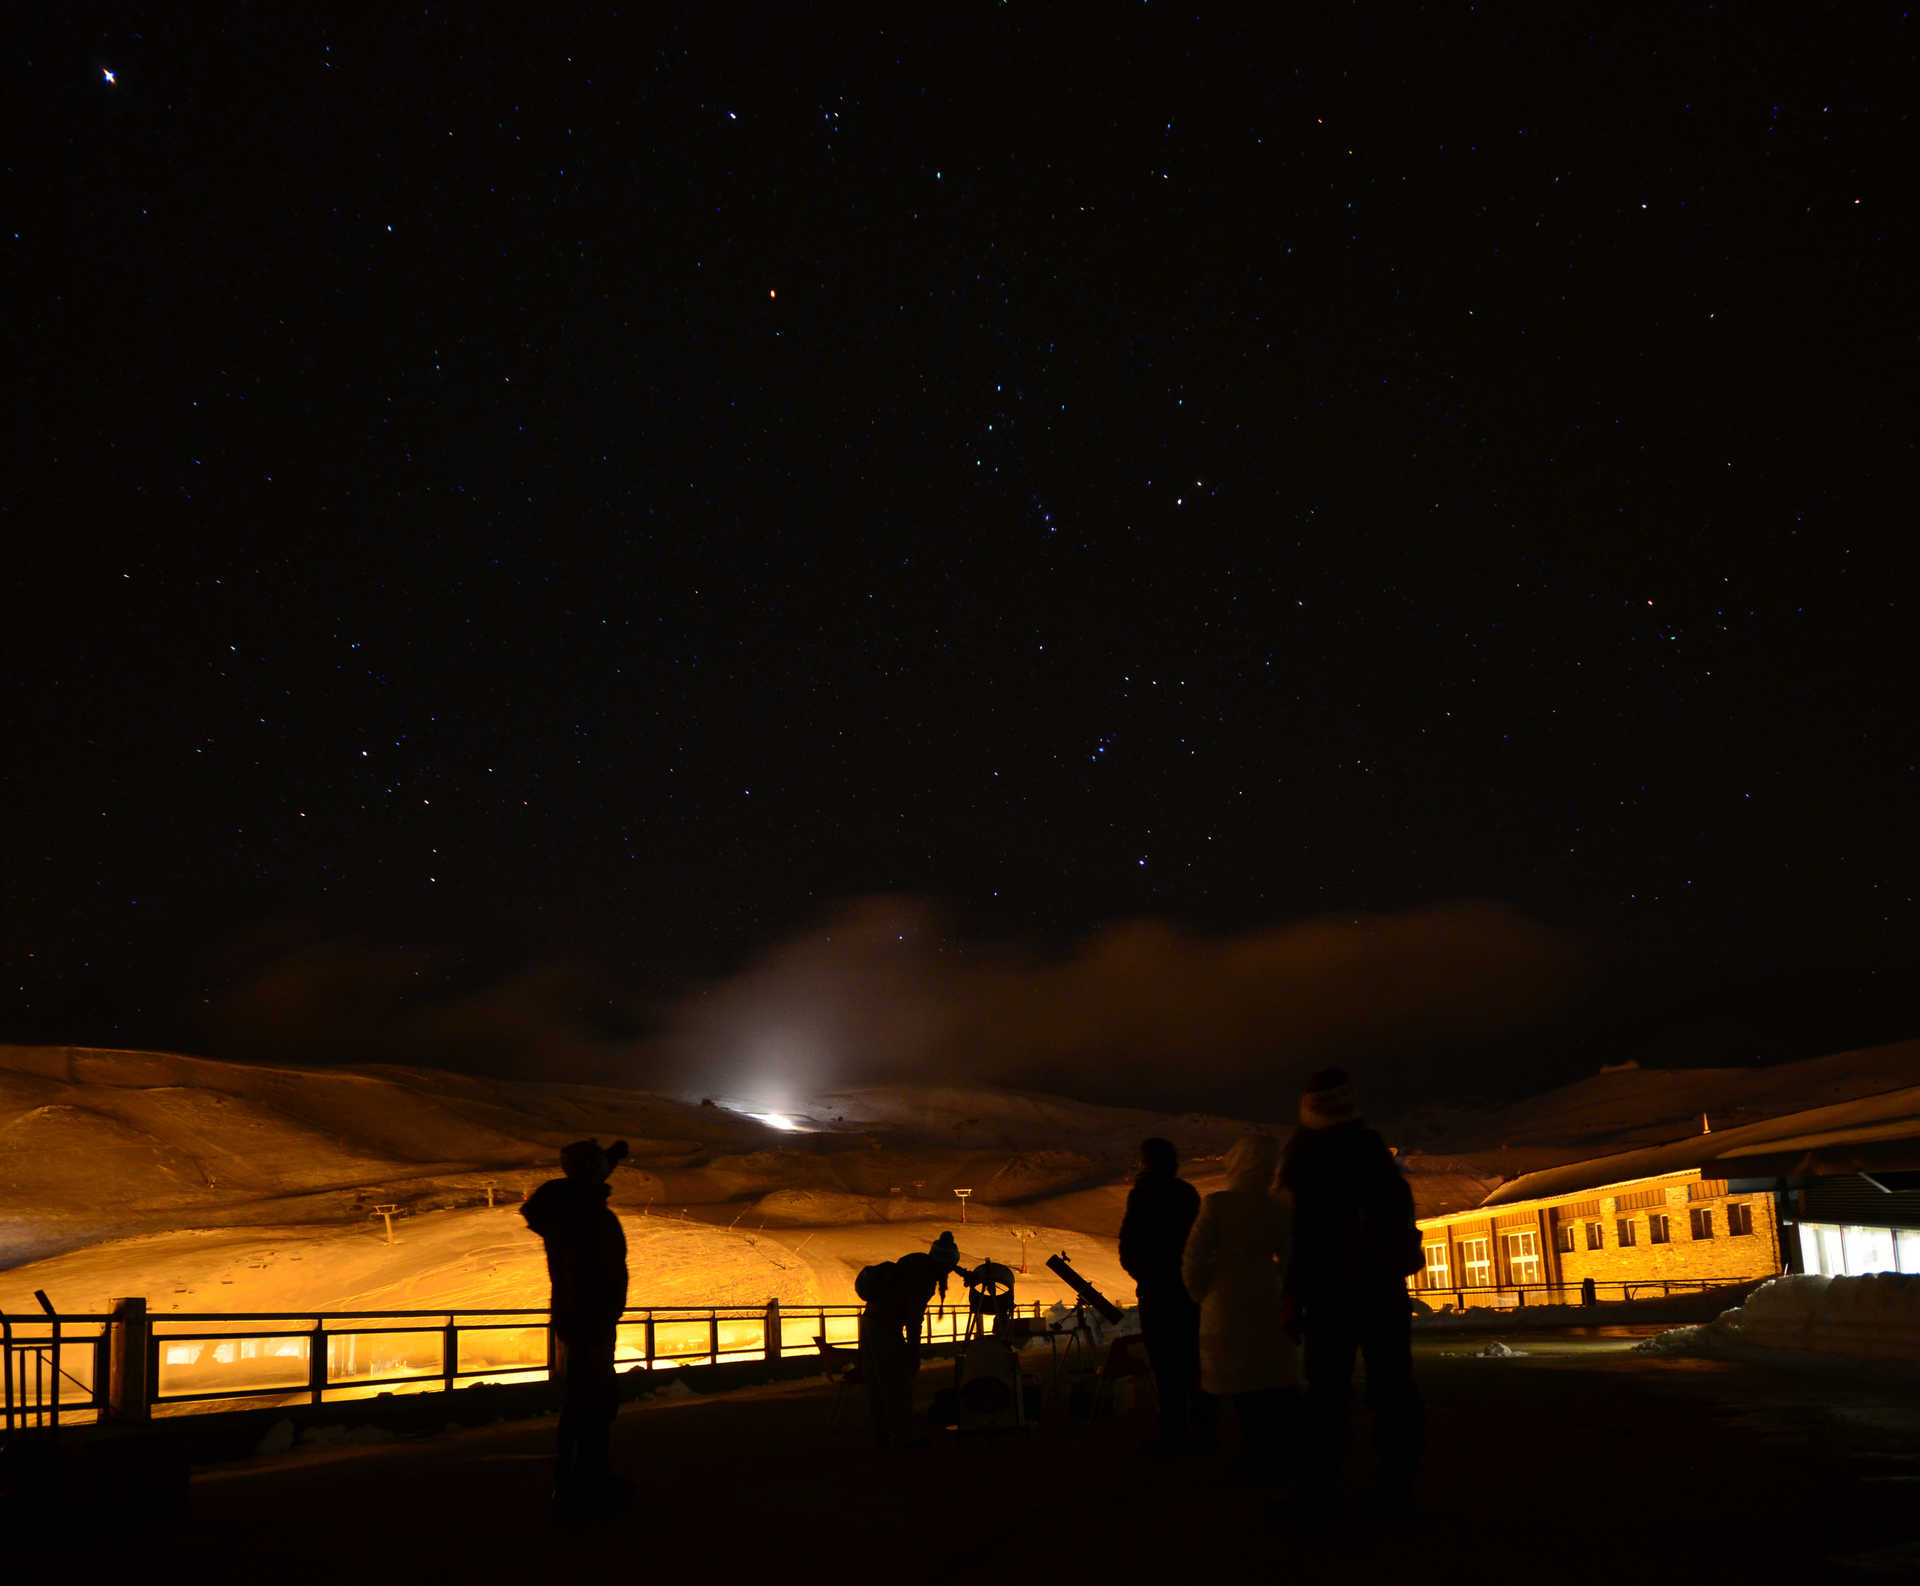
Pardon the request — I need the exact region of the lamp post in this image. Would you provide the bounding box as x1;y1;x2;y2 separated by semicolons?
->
954;1187;972;1224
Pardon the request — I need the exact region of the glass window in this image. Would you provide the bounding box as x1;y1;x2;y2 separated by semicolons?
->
1423;1243;1450;1289
1689;1207;1713;1239
1585;1221;1604;1250
1460;1237;1491;1287
1727;1202;1753;1236
1896;1229;1920;1273
1648;1214;1670;1244
1555;1223;1575;1254
1617;1218;1637;1248
1799;1223;1844;1276
1842;1225;1897;1275
1506;1230;1542;1284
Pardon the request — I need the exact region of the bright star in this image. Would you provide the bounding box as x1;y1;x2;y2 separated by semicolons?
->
103;68;116;84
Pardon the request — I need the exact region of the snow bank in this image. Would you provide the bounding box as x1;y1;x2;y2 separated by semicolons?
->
299;1422;397;1447
1638;1273;1920;1363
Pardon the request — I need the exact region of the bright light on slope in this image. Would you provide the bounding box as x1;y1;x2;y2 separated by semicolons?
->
741;1111;802;1131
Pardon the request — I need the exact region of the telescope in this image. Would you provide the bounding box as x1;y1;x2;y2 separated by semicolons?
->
1045;1253;1123;1324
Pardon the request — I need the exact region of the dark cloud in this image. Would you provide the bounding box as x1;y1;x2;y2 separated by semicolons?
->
194;897;1592;1115
657;896;1595;1114
194;925;632;1079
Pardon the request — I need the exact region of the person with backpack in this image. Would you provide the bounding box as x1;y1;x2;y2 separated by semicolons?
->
1280;1068;1425;1517
853;1231;965;1447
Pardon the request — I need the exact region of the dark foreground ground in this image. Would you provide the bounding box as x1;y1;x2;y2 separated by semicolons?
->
24;1333;1920;1583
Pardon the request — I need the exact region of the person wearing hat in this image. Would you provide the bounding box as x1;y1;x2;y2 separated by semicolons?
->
523;1137;631;1515
853;1231;967;1447
1281;1068;1424;1517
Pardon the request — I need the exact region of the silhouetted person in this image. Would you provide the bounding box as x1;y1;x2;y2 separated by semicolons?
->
854;1230;964;1447
1119;1136;1215;1456
1182;1134;1299;1481
523;1137;630;1515
1282;1068;1424;1516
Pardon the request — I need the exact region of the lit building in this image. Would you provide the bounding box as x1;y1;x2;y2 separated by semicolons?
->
1411;1083;1920;1308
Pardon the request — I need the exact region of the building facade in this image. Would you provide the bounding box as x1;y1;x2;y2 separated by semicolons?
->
1414;1168;1785;1308
1409;1079;1920;1307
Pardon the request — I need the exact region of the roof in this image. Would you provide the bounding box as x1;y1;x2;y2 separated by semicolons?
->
1477;1082;1920;1209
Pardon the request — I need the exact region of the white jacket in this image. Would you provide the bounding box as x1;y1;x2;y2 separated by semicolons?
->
1181;1136;1300;1395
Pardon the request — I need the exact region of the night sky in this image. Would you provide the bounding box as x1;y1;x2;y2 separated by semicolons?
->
9;8;1916;1103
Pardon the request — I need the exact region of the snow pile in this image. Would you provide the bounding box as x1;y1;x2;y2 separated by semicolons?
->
255;1419;296;1456
1467;1340;1527;1358
1719;1273;1920;1361
1631;1324;1712;1356
299;1422;397;1447
1638;1273;1920;1363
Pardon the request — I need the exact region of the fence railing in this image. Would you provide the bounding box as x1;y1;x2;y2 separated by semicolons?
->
2;1294;1049;1435
1411;1276;1754;1312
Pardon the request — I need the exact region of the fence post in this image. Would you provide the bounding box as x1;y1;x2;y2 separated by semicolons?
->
308;1320;326;1405
106;1296;151;1423
765;1300;781;1362
442;1315;457;1394
644;1315;656;1370
34;1291;59;1430
708;1311;720;1365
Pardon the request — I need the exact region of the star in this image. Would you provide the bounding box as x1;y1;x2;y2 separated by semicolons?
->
103;68;116;85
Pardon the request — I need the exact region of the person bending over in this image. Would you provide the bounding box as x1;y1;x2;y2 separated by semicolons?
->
854;1231;964;1447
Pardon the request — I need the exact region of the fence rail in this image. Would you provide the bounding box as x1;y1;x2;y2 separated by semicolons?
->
2;1295;1048;1435
1412;1276;1753;1311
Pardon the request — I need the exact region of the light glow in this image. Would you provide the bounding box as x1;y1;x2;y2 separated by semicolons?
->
741;1110;801;1131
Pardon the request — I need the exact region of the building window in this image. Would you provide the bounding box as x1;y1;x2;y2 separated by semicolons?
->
1800;1223;1904;1277
1727;1202;1753;1236
1506;1229;1542;1284
1899;1230;1920;1273
1423;1243;1450;1290
1617;1219;1637;1248
1460;1236;1491;1287
1689;1207;1714;1239
1555;1223;1575;1254
1585;1221;1605;1250
1648;1213;1671;1245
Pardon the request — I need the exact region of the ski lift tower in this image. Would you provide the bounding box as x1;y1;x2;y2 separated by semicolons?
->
369;1204;401;1244
954;1187;972;1225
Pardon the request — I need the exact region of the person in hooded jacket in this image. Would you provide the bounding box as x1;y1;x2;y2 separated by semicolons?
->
522;1137;630;1514
1119;1136;1215;1455
1180;1133;1299;1481
854;1230;964;1447
1281;1067;1424;1514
